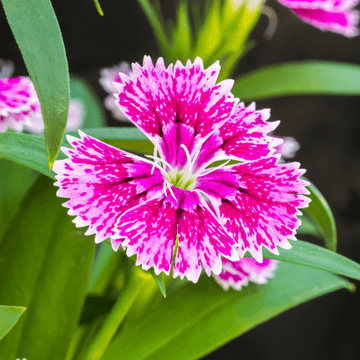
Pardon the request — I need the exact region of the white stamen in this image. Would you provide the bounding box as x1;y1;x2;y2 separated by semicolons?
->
180;144;193;180
145;154;175;173
197;160;231;177
167;182;178;203
151;136;160;174
163;180;168;196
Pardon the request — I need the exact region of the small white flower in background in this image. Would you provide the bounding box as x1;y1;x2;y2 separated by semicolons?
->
24;98;84;135
276;136;300;160
99;61;135;121
0;59;15;78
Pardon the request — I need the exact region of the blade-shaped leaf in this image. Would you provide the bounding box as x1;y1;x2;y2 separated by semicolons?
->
233;61;360;101
102;263;352;360
0;306;26;341
301;182;337;251
0;159;36;241
93;0;104;16
0;176;95;360
70;76;106;129
1;0;70;167
258;239;360;281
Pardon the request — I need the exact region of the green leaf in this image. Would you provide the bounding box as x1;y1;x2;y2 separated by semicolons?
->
0;132;55;178
137;0;170;56
1;0;70;167
233;61;360;101
0;306;26;341
299;182;337;251
0;159;37;241
70;76;106;129
93;0;104;16
102;263;352;360
257;239;360;281
0;176;95;359
0;128;152;180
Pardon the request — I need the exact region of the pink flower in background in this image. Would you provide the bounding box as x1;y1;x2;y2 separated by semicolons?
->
99;61;135;121
53;56;309;283
0;77;42;133
214;258;279;291
24;99;84;135
277;0;359;37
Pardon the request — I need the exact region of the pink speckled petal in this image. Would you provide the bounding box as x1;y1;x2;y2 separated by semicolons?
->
112;187;239;281
194;102;281;170
112;196;177;275
291;7;359;36
213;258;279;291
277;0;359;36
116;56;238;162
172;189;239;283
197;156;310;262
53;131;164;243
0;77;41;132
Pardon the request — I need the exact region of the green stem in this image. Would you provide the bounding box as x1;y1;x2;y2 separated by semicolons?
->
81;267;150;360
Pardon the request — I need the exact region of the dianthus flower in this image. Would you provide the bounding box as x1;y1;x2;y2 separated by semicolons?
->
53;57;309;283
0;77;42;133
99;61;135;121
277;0;359;37
213;258;279;291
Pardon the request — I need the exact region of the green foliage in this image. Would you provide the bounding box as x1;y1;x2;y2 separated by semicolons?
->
0;176;95;359
70;76;106;129
1;0;70;168
102;263;352;360
299;182;337;251
233;61;360;101
137;0;262;78
93;0;104;16
0;306;26;341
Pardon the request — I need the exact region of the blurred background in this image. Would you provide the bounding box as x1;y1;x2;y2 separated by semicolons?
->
1;0;360;359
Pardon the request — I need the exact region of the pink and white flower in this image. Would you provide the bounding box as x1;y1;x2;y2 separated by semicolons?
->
277;0;359;37
53;56;309;283
0;77;42;133
214;258;279;291
99;62;135;121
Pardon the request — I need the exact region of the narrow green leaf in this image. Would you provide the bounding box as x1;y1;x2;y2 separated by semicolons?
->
0;128;152;180
137;0;169;55
1;0;70;167
102;263;352;360
70;76;106;129
302;182;337;251
257;239;360;281
0;306;26;341
0;176;95;360
233;61;360;101
93;0;104;16
0;159;37;241
0;132;54;178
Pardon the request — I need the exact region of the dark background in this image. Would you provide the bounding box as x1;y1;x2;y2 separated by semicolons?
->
1;1;360;359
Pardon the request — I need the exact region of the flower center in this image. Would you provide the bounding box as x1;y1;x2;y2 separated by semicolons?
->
166;169;197;191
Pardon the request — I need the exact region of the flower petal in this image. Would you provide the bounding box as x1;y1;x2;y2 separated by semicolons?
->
116;56;238;165
213;258;279;291
172;189;239;283
112;196;177;275
291;7;359;37
0;77;41;132
194;102;281;171
53;131;164;243
197;156;310;262
277;0;359;37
